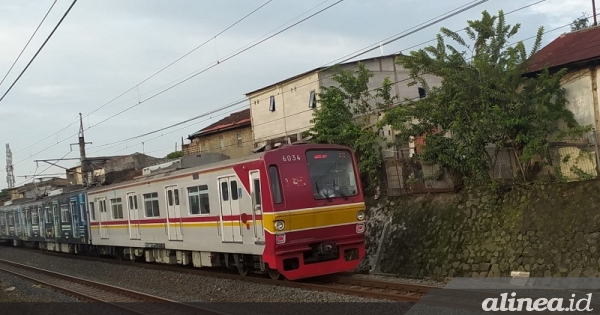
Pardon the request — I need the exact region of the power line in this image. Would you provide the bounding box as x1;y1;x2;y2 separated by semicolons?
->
84;0;275;119
1;0;554;177
0;0;78;103
0;0;334;167
0;0;58;87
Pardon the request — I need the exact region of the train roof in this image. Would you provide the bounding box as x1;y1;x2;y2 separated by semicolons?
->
86;142;352;194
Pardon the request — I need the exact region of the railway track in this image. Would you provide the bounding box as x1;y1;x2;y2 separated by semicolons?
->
5;246;432;303
0;258;227;315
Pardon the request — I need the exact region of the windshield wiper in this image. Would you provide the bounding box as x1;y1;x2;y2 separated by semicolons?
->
335;188;348;200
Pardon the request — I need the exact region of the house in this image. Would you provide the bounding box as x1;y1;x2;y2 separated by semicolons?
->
8;177;69;200
182;108;253;159
245;53;442;158
526;25;600;179
66;153;165;186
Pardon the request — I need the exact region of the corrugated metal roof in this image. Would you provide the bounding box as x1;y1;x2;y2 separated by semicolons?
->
527;25;600;73
189;108;251;139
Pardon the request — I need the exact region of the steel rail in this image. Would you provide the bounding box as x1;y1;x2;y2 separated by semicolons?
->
0;259;227;315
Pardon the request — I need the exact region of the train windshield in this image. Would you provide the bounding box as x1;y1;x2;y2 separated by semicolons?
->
306;149;359;200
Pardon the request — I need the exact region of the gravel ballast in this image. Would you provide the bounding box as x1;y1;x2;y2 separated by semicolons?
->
0;246;414;315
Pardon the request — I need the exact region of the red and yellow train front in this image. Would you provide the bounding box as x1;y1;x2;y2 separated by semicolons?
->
260;144;366;280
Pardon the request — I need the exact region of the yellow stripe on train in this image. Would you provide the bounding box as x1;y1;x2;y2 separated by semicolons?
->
262;202;365;234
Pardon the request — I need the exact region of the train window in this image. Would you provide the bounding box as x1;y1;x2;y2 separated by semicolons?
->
89;202;96;221
134;195;138;209
174;189;180;206
167;190;174;206
144;192;160;217
253;179;261;205
306;149;359;200
99;200;107;213
188;185;210;215
268;166;283;204
60;205;69;223
231;181;239;200
8;214;14;225
45;207;52;223
70;202;78;220
79;203;85;222
111;198;124;219
221;182;229;201
32;212;39;225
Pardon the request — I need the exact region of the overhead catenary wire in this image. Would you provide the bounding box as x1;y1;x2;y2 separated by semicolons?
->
87;0;580;158
0;0;58;87
0;0;275;164
2;0;562;179
79;0;494;154
0;0;344;171
0;0;342;173
0;0;78;103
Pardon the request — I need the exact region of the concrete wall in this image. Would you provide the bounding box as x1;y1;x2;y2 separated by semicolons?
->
365;180;600;280
248;72;321;145
184;126;253;159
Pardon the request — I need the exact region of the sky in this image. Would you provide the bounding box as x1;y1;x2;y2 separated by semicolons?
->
0;0;594;190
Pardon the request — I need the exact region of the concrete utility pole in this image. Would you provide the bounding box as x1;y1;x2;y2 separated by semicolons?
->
593;0;598;26
5;143;15;189
71;113;92;186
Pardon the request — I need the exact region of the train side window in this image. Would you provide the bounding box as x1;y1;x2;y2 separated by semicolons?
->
268;165;283;204
45;207;52;223
88;202;96;221
144;192;160;217
188;185;210;215
174;189;180;206
231;180;239;200
32;211;39;225
111;198;124;219
60;205;69;223
167;190;174;206
221;182;229;201
253;178;261;205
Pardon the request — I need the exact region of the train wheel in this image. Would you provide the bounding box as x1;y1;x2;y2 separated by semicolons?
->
237;264;249;276
268;269;282;280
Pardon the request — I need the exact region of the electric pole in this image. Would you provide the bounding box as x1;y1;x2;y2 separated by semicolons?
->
71;113;91;186
5;143;15;189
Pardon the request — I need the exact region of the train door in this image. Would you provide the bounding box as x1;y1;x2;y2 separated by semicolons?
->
33;206;41;238
165;186;183;241
52;204;60;240
250;170;265;243
98;198;109;239
126;193;140;240
218;176;242;242
70;199;79;238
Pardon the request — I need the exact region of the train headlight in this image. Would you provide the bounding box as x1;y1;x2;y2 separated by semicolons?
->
274;220;285;231
356;210;365;221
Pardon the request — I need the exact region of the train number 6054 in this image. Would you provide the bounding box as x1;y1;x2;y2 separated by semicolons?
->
282;155;301;162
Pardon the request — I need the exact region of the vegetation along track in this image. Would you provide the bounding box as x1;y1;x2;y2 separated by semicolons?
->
0;258;227;315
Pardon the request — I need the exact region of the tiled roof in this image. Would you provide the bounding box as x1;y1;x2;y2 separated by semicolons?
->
527;25;600;73
189;108;251;138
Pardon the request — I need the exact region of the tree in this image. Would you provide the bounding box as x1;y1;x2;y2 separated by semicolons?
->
381;10;591;183
571;13;590;31
165;150;183;159
309;63;396;192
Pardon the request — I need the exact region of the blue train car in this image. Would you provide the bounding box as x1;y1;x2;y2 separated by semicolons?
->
0;186;91;252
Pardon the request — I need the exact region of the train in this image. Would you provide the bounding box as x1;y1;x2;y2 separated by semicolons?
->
0;143;366;280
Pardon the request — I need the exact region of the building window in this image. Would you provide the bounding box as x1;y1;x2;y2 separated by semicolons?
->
188;185;210;215
237;133;242;147
111;198;124;219
144;193;160;217
309;90;317;109
269;95;275;111
418;87;426;98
